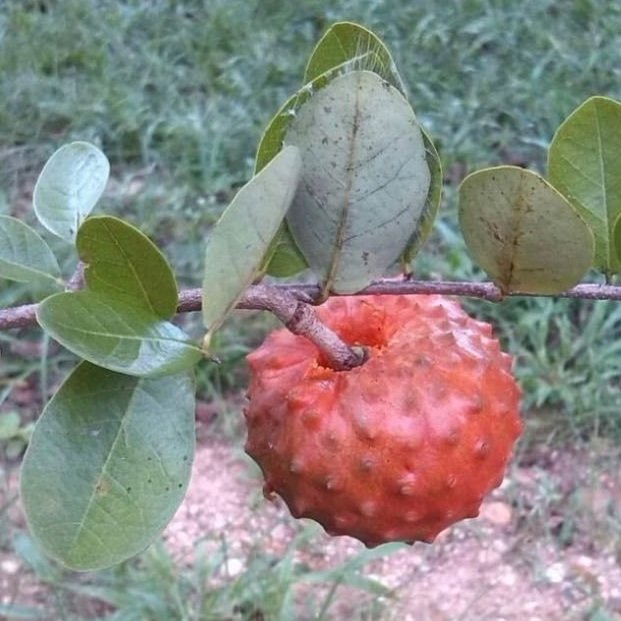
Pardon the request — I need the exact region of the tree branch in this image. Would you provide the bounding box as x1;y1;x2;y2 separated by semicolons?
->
2;279;621;362
238;284;365;370
271;279;621;303
0;302;39;330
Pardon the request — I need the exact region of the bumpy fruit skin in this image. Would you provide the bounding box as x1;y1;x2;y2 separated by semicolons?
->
244;295;522;547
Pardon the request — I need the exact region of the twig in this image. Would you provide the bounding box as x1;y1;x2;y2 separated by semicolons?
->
274;279;621;303
239;284;365;371
65;261;86;292
0;302;39;330
2;278;621;335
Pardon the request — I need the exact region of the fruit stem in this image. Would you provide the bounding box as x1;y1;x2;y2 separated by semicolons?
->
245;283;365;371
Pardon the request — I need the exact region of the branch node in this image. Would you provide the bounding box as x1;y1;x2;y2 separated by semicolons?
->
4;279;621;336
66;261;86;292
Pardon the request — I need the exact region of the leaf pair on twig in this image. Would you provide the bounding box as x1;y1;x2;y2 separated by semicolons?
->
202;22;442;336
460;96;621;294
5;142;197;570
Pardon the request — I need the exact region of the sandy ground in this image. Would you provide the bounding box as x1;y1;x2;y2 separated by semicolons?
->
161;439;621;621
3;436;621;620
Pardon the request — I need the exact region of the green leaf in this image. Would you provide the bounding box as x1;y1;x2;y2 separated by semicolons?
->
254;24;408;279
614;212;621;266
202;145;302;332
259;222;308;277
548;96;621;276
33;142;109;243
459;166;594;294
37;291;202;377
0;216;60;284
401;129;443;266
284;70;431;294
256;89;439;279
256;91;306;174
20;362;195;570
304;21;406;94
255;92;312;278
304;22;440;269
77;215;178;319
255;24;404;176
0;411;20;439
37;214;200;376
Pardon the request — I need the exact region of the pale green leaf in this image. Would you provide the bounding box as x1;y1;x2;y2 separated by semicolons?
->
459;166;594;294
256;66;438;278
304;21;406;94
0;216;60;284
37;291;202;377
21;362;195;570
401;129;443;266
202;145;302;331
255;23;403;176
256;23;404;175
77;215;178;319
614;212;621;266
260;222;308;277
33;142;109;243
256;91;306;174
37;214;199;376
303;21;441;269
548;96;621;276
0;411;20;439
255;91;311;278
284;70;431;294
254;23;408;278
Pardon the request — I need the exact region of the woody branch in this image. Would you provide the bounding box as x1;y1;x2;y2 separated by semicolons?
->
2;278;620;371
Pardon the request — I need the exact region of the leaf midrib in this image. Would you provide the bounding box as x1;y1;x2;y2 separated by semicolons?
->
593;103;614;270
39;292;199;348
323;78;362;295
0;256;58;282
66;379;140;562
0;218;59;281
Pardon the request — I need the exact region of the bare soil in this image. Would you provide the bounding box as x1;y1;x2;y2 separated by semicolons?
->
160;438;621;621
3;433;621;620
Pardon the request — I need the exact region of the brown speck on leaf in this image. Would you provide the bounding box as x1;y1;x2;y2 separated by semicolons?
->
95;477;110;497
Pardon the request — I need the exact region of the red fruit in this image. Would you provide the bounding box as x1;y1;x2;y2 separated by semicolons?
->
244;295;522;547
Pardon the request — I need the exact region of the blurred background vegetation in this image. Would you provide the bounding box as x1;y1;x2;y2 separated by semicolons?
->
2;0;621;619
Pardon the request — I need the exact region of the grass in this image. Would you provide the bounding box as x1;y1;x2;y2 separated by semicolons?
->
3;0;620;426
2;522;397;620
2;0;621;618
4;0;621;248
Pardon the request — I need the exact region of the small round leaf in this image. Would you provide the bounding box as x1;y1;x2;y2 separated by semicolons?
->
34;142;110;243
284;70;431;294
304;21;406;94
459;166;594;294
77;216;178;319
548;96;621;277
0;216;60;285
37;291;202;377
21;362;195;570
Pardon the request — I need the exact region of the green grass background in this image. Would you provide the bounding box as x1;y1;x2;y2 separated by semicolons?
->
2;1;621;619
